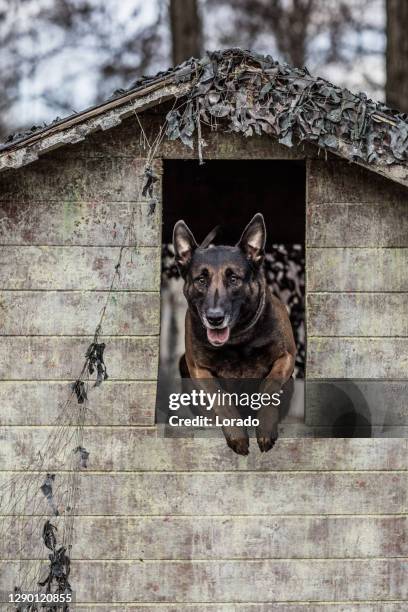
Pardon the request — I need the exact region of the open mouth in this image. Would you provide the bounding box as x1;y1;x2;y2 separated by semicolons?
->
206;326;230;346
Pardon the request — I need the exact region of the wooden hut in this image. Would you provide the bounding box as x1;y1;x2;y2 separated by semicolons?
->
1;49;408;609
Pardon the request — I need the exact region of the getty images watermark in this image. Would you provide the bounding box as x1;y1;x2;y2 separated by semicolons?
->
168;389;282;428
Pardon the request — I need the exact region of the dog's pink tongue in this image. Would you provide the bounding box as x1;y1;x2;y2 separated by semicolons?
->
207;327;230;345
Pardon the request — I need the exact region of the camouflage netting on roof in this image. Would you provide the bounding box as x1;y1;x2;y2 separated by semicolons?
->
166;49;408;166
2;48;408;168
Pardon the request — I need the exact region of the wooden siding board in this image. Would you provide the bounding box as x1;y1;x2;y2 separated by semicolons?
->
0;381;156;426
158;129;310;160
307;293;408;337
0;336;159;380
3;515;408;560
3;430;408;471
0;600;406;611
307;248;408;292
0;246;160;290
46;118;313;160
1;472;408;515
0;157;162;202
307;202;408;247
125;559;408;602
308;160;408;204
9;516;408;561
306;158;408;385
0;291;160;335
0;200;160;246
307;337;408;378
109;606;408;612
2;559;408;603
279;425;408;437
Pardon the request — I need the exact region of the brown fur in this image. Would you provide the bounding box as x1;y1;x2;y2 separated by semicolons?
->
173;213;296;455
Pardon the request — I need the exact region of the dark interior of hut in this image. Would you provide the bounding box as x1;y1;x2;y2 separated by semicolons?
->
161;159;306;246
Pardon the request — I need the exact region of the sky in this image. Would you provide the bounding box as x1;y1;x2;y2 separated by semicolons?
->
7;0;386;132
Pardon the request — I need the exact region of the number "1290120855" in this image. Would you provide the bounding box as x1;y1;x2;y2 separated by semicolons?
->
5;591;73;605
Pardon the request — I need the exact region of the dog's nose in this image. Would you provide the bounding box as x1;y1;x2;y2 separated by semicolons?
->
206;309;225;327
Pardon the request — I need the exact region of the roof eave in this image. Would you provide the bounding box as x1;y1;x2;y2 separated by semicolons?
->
0;78;190;172
334;140;408;188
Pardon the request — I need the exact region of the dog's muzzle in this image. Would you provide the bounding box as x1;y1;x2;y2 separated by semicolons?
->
203;313;231;347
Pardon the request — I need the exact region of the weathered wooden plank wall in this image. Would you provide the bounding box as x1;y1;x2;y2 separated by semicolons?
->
0;114;407;609
307;159;408;378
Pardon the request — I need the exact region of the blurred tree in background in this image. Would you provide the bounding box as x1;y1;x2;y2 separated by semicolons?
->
0;0;404;138
207;0;384;94
386;0;408;113
170;0;202;65
0;0;166;137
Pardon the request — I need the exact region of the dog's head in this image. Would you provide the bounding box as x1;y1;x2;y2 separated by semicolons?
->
173;213;266;347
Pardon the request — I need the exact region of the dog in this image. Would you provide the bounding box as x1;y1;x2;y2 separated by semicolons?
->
173;213;296;455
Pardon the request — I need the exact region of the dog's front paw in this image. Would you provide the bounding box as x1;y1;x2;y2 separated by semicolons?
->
257;434;276;453
224;429;249;455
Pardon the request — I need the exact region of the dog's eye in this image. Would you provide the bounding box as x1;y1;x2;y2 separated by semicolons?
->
196;276;207;287
229;274;240;285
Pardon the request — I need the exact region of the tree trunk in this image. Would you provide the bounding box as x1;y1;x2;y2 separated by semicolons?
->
386;0;408;112
169;0;203;66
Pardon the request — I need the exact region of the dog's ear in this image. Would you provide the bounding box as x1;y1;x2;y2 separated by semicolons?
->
173;220;197;274
237;213;266;266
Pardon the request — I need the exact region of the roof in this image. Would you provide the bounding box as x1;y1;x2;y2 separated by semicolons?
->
1;48;408;187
